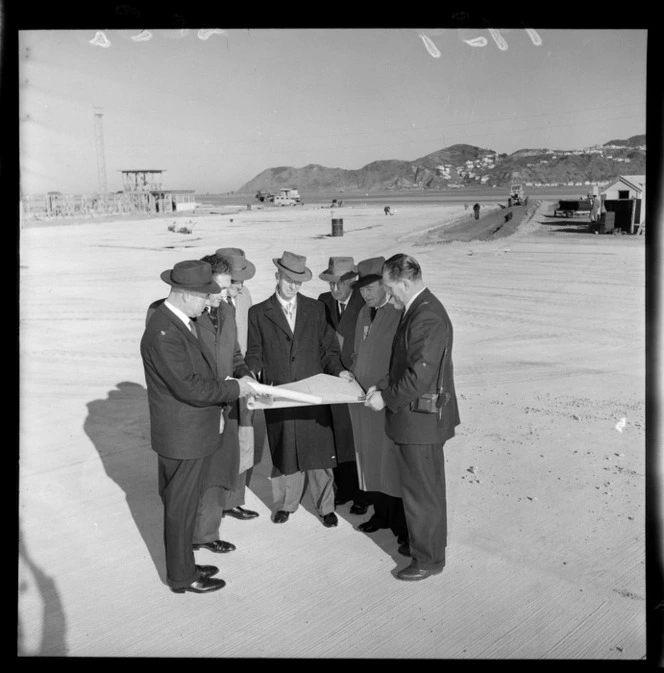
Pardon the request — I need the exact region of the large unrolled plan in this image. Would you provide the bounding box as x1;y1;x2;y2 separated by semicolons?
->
243;374;366;410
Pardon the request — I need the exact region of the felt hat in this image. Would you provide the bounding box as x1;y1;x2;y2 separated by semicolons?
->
352;256;386;289
160;260;221;294
272;250;312;282
318;256;358;282
215;247;256;281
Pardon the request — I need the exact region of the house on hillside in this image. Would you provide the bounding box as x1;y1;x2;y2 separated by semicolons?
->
600;174;646;233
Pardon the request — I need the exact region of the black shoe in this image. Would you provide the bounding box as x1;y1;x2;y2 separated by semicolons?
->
322;512;338;527
358;517;388;533
397;542;411;557
334;496;352;506
273;510;290;524
223;506;259;520
196;564;219;578
192;540;236;553
396;564;444;581
349;502;370;515
172;575;226;593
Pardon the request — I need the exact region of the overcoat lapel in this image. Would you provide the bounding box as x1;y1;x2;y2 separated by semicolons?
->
264;293;294;337
292;294;312;345
159;305;218;373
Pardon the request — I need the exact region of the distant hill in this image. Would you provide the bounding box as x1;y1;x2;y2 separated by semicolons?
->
236;135;645;193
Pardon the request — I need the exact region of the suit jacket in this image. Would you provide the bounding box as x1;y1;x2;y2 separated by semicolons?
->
140;302;241;460
318;289;365;369
381;288;460;445
245;292;344;474
318;288;365;462
196;303;251;489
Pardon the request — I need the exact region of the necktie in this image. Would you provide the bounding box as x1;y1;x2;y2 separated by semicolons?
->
370;307;377;322
283;302;293;321
227;296;235;309
188;319;198;338
208;306;219;330
338;301;345;319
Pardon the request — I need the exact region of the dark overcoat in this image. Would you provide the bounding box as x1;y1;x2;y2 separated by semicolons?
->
197;303;251;490
317;288;365;463
245;292;344;475
140;302;240;460
381;288;460;445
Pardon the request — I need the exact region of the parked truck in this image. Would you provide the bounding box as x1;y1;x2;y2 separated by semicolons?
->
508;183;527;207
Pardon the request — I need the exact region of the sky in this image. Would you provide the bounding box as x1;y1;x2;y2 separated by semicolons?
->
18;28;648;195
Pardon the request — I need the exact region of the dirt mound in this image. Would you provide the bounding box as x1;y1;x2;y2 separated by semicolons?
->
414;202;537;246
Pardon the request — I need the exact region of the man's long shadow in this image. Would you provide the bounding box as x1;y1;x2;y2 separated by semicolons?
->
83;382;167;584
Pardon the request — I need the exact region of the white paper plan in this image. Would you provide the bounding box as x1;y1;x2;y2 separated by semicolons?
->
244;374;366;410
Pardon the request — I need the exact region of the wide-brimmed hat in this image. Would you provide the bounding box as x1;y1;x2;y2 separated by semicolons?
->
352;256;386;289
215;247;256;281
318;256;358;283
272;250;312;282
160;260;221;294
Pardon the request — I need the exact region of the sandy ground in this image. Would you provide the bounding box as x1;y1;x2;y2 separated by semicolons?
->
18;201;647;659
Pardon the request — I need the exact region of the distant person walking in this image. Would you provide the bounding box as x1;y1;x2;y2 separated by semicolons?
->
473;203;481;220
384;206;392;216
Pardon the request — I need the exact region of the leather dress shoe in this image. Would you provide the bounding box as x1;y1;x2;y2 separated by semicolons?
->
273;510;290;523
192;540;236;553
172;575;226;594
223;506;259;520
349;502;370;515
396;564;444;582
358;517;388;533
196;564;219;578
397;542;411;557
322;512;338;527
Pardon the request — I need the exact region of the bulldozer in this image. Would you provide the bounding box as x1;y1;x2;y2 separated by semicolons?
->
508;183;527;207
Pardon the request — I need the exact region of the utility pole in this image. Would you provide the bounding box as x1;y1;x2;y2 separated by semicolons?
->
93;107;107;195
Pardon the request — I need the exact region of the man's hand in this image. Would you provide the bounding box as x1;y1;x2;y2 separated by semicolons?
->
339;370;355;382
237;375;258;398
364;389;385;411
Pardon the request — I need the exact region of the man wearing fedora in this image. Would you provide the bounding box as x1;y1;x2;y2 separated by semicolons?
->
141;260;256;594
364;254;460;581
347;257;409;551
317;257;371;516
245;251;354;527
214;248;261;522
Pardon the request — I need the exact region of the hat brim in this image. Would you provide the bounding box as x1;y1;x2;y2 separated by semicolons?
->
230;260;256;281
352;274;382;289
160;269;221;294
273;259;312;282
319;269;359;282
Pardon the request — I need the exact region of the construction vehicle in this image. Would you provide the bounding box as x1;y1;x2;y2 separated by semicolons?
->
507;183;527;207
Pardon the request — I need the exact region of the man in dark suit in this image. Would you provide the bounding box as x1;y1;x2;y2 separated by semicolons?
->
245;251;355;527
317;257;371;516
365;254;460;581
140;260;254;594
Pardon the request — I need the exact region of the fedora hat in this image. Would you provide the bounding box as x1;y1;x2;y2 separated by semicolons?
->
160;260;221;294
352;256;386;289
215;247;256;281
318;256;358;283
272;250;312;282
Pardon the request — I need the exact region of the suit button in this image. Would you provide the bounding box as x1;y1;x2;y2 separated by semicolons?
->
291;356;295;362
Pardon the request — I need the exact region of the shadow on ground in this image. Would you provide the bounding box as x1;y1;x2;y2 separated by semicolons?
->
83;382;167;585
18;522;68;656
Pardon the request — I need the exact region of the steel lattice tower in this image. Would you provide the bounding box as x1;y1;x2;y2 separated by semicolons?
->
93;107;107;195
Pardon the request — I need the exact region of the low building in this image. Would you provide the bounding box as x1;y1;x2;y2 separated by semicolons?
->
600;175;646;233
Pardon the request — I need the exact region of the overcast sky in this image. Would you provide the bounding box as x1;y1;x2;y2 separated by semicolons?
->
19;28;647;195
